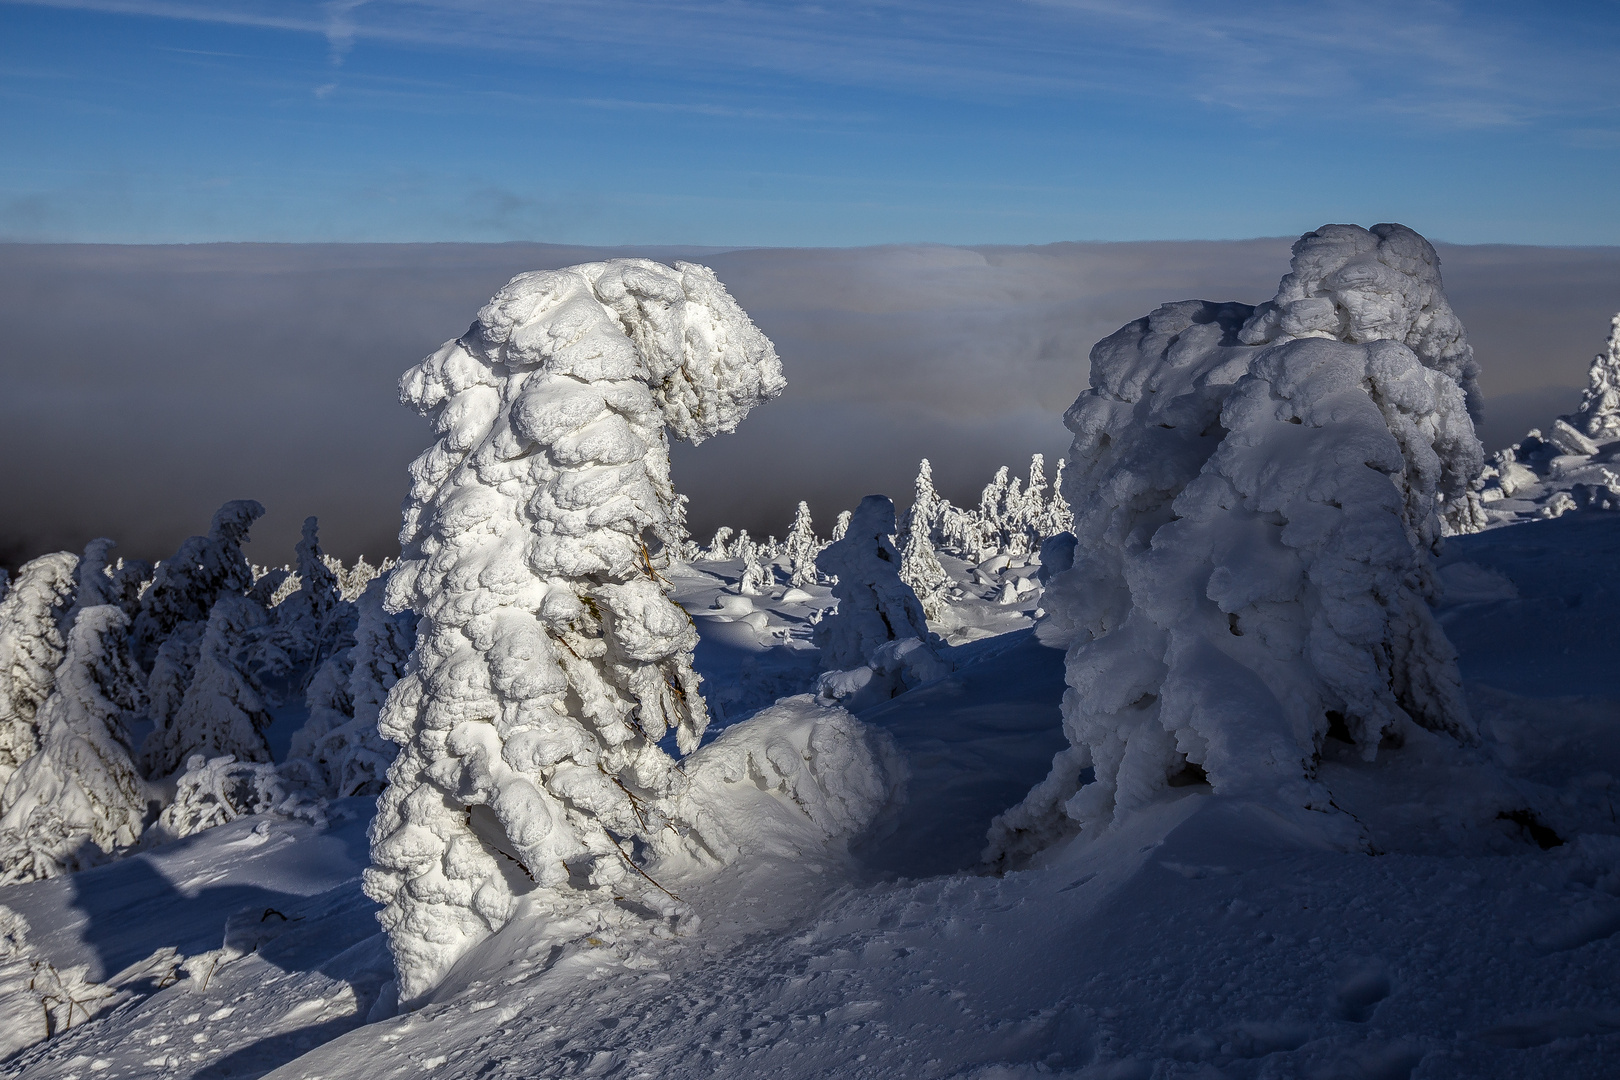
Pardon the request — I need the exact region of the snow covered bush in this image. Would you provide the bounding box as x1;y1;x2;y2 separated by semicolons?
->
990;223;1483;866
0;606;148;883
1569;312;1620;440
154;753;323;839
0;553;78;791
900;460;951;619
366;258;784;1004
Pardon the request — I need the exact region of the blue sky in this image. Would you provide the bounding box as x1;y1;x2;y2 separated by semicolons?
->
3;0;1619;245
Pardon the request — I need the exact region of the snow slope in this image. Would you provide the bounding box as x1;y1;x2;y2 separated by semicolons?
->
3;507;1618;1078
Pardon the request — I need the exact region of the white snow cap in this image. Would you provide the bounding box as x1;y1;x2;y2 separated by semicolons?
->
991;224;1481;866
1570;312;1620;440
368;259;783;1004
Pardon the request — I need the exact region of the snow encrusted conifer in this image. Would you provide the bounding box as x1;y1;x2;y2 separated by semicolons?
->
782;502;819;589
366;259;783;1004
977;467;1010;552
0;554;78;791
1570;313;1620;440
287;579;416;798
814;496;934;670
831;509;852;543
990;224;1483;865
704;527;734;561
131;500;263;666
737;530;772;595
1041;459;1074;537
275;517;342;666
0;607;147;882
900;460;950;619
143;595;273;776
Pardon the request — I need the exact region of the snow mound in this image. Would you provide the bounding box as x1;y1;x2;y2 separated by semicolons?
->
992;224;1482;866
368;259;783;1005
658;695;904;869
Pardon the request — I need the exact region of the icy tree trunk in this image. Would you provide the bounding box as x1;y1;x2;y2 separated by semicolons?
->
899;460;950;619
0;554;79;792
0;607;148;882
1570;313;1620;440
990;224;1483;866
365;259;783;1005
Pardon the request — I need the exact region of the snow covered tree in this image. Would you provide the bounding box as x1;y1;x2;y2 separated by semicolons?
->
704;526;735;561
365;259;783;1005
814;495;935;670
990;224;1483;866
782;502;820;588
287;578;416;798
142;595;274;777
1570;313;1620;440
274;517;342;667
1040;458;1074;537
830;510;852;543
900;460;951;619
0;606;147;882
976;467;1010;552
0;553;78;792
737;530;773;595
131;500;263;667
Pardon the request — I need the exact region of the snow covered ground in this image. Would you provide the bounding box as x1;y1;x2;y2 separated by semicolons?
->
2;510;1617;1079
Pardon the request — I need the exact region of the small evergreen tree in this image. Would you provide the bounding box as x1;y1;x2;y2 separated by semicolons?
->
899;460;951;619
142;595;274;777
782;502;820;588
131;500;263;667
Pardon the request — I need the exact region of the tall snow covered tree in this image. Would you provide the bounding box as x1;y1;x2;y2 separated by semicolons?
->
782;502;819;588
0;553;79;792
830;509;852;543
899;460;951;619
814;495;935;670
1570;313;1620;440
366;259;783;1005
142;595;274;777
131;500;263;666
274;517;343;668
0;606;148;882
990;224;1483;868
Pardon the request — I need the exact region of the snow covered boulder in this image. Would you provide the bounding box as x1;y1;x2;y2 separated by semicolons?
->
990;224;1482;867
366;259;783;1005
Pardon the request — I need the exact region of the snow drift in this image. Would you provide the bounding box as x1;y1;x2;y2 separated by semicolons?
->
993;224;1484;866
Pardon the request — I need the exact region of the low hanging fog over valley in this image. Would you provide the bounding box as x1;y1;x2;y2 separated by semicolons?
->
3;238;1616;568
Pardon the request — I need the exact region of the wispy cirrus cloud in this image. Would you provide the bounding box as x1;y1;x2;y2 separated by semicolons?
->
7;0;1616;129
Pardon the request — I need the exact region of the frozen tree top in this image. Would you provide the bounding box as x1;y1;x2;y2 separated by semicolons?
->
1570;312;1620;440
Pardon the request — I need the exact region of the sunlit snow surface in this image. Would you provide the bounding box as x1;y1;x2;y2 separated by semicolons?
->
4;528;1619;1079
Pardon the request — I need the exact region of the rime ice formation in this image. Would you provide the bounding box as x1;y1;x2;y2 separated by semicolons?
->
782;502;820;589
156;754;322;839
366;259;785;1005
131;500;264;666
0;607;147;882
143;595;274;777
288;579;416;798
0;553;79;792
900;460;951;619
1570;313;1620;440
990;224;1482;866
830;510;852;543
813;496;931;670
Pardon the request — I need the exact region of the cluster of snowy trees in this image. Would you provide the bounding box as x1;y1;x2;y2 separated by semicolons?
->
693;452;1072;617
1477;311;1620;517
0;503;414;883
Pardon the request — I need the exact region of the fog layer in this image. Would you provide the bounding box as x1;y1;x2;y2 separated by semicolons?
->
2;240;1615;570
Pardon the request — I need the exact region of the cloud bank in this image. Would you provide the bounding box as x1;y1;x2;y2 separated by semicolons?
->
1;239;1615;570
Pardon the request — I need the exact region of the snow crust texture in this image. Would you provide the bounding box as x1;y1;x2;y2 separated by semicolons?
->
993;224;1483;865
367;259;784;1004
